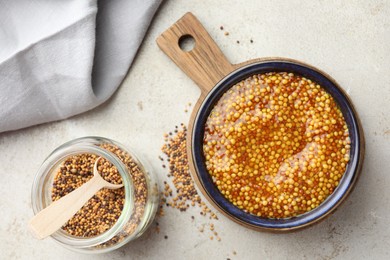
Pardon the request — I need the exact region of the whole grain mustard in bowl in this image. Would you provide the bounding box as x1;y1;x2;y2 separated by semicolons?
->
204;72;350;218
191;64;364;231
31;137;159;253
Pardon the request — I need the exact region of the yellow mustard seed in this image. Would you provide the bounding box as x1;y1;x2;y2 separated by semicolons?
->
203;72;350;218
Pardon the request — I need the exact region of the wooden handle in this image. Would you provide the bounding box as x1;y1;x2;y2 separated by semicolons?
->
156;12;235;95
29;175;107;239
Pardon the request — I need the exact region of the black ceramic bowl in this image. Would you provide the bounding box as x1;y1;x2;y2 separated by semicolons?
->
191;61;364;231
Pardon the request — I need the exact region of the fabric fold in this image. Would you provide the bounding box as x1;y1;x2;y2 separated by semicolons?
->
0;0;162;133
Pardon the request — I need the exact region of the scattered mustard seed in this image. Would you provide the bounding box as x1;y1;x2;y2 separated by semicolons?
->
161;126;216;216
160;125;220;240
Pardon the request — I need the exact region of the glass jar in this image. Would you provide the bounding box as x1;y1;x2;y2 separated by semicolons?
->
31;137;159;253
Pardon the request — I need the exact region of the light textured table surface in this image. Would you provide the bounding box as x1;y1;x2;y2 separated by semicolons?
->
1;0;389;259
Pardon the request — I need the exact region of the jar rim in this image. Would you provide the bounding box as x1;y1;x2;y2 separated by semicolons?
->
31;137;135;249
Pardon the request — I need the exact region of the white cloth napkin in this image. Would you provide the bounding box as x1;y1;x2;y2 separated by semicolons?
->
0;0;162;133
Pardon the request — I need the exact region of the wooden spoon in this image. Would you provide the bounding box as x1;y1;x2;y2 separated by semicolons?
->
29;157;124;239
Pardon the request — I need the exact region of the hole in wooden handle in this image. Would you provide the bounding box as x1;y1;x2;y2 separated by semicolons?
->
178;35;196;52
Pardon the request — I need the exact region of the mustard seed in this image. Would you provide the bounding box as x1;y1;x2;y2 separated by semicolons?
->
51;154;124;237
203;72;350;218
161;126;205;213
51;143;150;248
160;125;220;239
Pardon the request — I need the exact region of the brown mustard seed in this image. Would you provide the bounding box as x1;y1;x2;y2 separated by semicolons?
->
160;125;220;240
203;72;351;219
161;126;202;213
51;153;124;238
51;143;149;247
99;143;149;246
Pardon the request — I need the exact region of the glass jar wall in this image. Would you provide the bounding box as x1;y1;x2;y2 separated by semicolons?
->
31;137;159;253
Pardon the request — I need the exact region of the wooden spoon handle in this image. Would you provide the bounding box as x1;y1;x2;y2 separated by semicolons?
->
156;12;235;95
29;175;106;239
